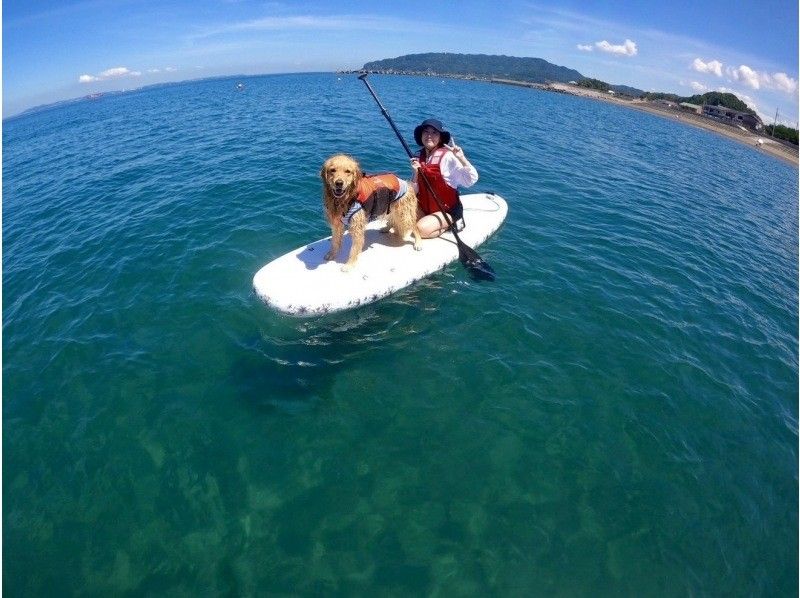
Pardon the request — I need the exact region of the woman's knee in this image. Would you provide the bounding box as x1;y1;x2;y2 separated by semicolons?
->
417;213;444;238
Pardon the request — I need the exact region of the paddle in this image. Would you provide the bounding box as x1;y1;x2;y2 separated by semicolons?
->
358;73;495;282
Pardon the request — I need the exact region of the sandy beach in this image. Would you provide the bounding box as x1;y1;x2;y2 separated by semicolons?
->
495;79;798;167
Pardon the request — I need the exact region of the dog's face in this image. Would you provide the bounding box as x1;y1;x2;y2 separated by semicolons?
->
321;154;361;200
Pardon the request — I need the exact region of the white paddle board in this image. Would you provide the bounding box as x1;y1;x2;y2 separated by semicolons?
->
253;192;508;316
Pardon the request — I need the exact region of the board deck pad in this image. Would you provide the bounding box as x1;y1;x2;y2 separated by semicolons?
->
253;193;508;316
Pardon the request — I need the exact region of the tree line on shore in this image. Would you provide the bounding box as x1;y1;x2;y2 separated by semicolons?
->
763;125;799;144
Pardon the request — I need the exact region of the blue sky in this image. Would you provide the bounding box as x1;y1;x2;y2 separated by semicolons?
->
3;0;799;123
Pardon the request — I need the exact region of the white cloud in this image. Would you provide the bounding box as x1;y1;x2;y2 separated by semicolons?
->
688;57;797;95
576;44;593;51
692;58;723;77
595;39;637;56
769;72;797;94
725;65;798;94
690;81;708;93
146;66;178;75
101;67;137;78
78;66;142;83
728;64;761;89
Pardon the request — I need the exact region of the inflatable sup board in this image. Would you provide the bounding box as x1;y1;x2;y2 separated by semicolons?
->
253;192;507;316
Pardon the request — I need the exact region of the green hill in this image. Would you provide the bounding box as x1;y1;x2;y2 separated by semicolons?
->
362;52;583;84
684;92;756;114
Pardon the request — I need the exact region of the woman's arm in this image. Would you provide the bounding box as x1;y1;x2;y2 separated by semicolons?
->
440;147;478;188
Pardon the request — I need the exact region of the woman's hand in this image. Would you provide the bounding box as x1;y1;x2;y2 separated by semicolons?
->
410;157;421;171
449;143;469;165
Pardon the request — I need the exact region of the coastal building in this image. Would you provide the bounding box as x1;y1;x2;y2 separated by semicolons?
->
702;105;763;130
679;102;702;114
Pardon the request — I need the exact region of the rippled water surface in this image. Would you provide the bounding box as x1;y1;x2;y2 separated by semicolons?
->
4;74;798;595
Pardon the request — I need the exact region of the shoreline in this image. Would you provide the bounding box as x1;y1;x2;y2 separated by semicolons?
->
353;71;798;167
502;80;798;168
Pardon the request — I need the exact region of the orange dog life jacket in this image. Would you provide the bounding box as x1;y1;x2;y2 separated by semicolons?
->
342;174;406;225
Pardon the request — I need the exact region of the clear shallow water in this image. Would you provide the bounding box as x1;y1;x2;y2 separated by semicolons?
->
3;73;797;595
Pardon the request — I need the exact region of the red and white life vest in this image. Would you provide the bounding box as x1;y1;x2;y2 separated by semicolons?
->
416;147;460;216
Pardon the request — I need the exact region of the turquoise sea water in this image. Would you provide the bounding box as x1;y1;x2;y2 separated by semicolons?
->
3;73;798;595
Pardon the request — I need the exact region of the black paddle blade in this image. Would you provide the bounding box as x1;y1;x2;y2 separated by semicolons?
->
458;242;495;281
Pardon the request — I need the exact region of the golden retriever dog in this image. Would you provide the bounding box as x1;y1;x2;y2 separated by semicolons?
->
321;154;421;271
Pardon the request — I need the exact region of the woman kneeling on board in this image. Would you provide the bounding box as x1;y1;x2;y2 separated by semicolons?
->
410;118;479;238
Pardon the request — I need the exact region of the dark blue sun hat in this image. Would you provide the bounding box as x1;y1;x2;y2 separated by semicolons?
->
414;118;451;146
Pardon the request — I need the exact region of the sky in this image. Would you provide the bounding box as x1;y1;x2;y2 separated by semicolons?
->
3;0;799;124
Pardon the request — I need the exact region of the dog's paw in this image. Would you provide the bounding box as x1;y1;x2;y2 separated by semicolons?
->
341;263;355;272
379;225;392;234
413;241;422;251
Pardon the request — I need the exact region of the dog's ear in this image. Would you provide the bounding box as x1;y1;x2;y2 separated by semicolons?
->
320;161;328;181
353;164;364;184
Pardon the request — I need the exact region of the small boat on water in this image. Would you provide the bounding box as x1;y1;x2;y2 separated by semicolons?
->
235;83;245;91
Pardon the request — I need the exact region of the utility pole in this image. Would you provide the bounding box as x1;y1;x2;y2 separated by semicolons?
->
771;107;779;137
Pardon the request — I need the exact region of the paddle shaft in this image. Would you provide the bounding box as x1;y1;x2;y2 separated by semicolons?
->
358;74;460;234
